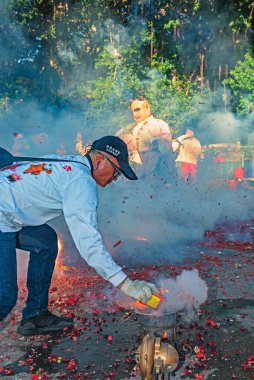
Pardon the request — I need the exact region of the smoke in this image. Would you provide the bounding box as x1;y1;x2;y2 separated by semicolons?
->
157;269;208;314
108;269;207;322
243;112;254;145
194;103;254;145
98;173;253;265
197;110;241;144
17;250;29;279
0;1;253;271
0;101;93;156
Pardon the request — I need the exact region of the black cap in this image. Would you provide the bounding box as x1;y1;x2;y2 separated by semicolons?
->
91;136;138;180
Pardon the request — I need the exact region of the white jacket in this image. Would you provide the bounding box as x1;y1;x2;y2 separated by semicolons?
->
174;135;202;165
0;155;127;287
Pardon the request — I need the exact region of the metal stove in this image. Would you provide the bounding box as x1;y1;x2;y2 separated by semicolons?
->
133;309;186;380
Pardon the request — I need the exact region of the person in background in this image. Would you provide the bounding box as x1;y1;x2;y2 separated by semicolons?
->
173;129;202;182
0;136;158;336
116;99;173;179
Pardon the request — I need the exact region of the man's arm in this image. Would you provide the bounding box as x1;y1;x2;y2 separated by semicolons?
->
62;176;127;286
177;134;189;143
62;174;159;303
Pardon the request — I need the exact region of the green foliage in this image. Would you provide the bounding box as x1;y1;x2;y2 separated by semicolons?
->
85;43;201;133
164;19;182;30
229;15;251;32
193;0;201;12
141;69;200;133
224;53;254;115
87;46;143;114
1;0;254;130
229;0;253;32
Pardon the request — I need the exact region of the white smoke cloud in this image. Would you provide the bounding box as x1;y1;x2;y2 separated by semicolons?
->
158;269;208;314
98;175;253;265
197;110;241;144
107;270;207;323
0;101;92;155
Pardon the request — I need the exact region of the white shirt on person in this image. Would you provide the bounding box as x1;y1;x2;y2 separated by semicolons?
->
0;155;127;287
174;135;202;165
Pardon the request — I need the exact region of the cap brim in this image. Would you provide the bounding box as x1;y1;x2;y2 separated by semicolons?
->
118;160;138;180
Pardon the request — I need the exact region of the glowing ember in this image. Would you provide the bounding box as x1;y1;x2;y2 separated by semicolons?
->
56;238;63;268
118;298;164;314
135;236;148;241
134;300;149;311
75;131;91;155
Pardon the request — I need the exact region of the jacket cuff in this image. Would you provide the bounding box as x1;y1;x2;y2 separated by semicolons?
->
108;271;127;287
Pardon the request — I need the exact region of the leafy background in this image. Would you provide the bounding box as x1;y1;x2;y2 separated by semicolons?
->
0;0;254;152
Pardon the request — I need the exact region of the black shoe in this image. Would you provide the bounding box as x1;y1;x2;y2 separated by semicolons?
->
17;311;73;336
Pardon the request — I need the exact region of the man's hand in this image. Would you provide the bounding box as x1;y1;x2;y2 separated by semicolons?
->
119;277;159;304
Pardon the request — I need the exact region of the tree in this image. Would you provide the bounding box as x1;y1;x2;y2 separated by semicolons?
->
1;0;254;122
224;52;254;115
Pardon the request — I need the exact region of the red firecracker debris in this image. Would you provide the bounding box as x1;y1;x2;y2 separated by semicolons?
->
113;240;122;248
5;369;14;376
183;369;192;375
195;374;204;379
241;357;254;370
205;319;221;328
206;341;216;349
194;346;206;361
31;372;48;380
67;360;77;371
196;332;204;341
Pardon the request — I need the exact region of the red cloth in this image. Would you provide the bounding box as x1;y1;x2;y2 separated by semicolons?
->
234;166;244;179
214;156;225;162
181;162;197;181
228;179;238;189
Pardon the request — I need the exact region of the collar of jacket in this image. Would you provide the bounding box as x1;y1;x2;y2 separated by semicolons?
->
85;153;93;176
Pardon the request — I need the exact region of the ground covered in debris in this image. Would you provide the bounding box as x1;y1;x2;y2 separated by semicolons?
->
0;222;253;380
